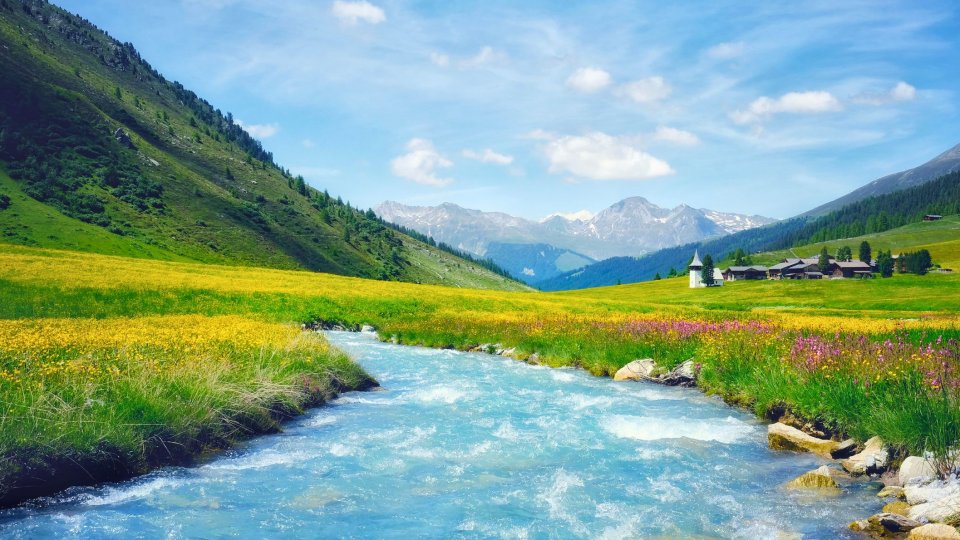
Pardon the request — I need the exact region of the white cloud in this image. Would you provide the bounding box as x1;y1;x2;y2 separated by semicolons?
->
429;52;450;67
730;91;843;124
302;138;315;148
705;41;744;60
331;0;385;25
653;126;700;146
522;267;535;276
462;148;514;165
236;120;279;139
852;81;917;106
521;129;556;141
390;138;453;187
460;46;501;68
615;76;671;103
565;67;612;93
539;132;674;181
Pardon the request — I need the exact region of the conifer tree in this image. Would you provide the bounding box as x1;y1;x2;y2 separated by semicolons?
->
701;254;715;286
859;241;872;263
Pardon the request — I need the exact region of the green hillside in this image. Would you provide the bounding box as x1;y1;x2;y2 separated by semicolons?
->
0;1;524;291
736;215;960;269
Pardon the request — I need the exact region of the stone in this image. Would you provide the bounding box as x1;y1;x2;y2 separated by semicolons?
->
879;486;907;499
909;524;960;540
785;465;840;491
613;359;657;382
842;436;890;476
114;128;135;148
901;456;939;486
527;353;540;364
883;501;912;516
767;422;840;458
908;493;960;525
658;360;697;387
831;439;859;459
906;481;960;505
866;512;922;533
360;325;375;333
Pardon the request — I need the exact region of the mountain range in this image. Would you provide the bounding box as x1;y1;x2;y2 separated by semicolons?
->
376;198;775;283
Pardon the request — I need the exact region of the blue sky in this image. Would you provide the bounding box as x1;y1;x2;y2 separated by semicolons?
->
57;0;960;220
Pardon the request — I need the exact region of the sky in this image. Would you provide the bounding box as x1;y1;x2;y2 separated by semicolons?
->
57;0;960;220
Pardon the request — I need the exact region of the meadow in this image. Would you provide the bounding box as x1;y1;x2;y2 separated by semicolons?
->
1;235;959;504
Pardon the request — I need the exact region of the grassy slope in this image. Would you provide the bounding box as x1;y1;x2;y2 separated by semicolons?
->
0;3;523;291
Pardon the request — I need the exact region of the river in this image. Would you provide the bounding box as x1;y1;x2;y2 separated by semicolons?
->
0;331;880;538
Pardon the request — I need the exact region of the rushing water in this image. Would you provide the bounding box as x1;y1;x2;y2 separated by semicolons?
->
1;331;882;539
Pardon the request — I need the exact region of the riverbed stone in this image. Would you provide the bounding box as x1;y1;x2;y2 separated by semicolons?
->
842;436;890;476
360;324;375;333
658;360;697;387
905;481;960;505
831;439;859;459
909;524;960;540
884;501;912;516
767;422;839;458
901;456;939;486
785;465;840;491
613;359;657;382
879;486;907;499
908;493;960;525
867;512;922;534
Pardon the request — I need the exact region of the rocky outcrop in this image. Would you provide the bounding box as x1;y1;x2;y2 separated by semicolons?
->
901;456;938;486
768;422;839;458
658;360;697;387
879;486;907;499
612;359;697;386
905;482;960;506
831;439;859;459
613;359;658;382
842;436;890;476
786;465;840;491
114;127;134;149
884;501;912;516
908;524;960;539
850;513;921;535
908;493;960;525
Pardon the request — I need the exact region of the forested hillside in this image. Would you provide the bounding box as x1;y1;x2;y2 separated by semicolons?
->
538;169;960;290
0;0;522;290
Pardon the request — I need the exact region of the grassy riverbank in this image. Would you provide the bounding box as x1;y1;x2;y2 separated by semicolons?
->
1;241;959;504
0;313;374;506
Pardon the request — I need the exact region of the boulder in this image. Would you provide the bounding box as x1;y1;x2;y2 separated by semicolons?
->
767;422;840;458
842;436;890;476
883;501;912;516
658;360;697;387
785;465;840;491
360;325;375;333
908;493;960;525
831;439;859;459
879;486;907;499
901;456;939;486
867;512;922;534
613;359;657;382
114;128;135;149
906;482;960;505
909;524;960;540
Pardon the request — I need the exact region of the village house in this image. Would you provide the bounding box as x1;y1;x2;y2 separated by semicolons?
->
688;250;724;288
722;265;768;281
767;257;874;280
923;214;943;221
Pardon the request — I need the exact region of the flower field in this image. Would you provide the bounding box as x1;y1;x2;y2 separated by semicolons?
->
0;241;959;504
0;313;373;506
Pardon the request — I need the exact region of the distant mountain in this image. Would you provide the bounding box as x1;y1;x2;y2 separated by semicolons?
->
540;167;960;291
375;198;775;261
805;143;960;217
482;243;595;285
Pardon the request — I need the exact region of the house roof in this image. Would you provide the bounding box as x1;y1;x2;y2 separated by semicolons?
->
836;261;871;269
689;250;703;268
769;260;801;271
724;266;769;272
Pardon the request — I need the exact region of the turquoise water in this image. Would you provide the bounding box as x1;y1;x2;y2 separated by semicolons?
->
1;331;881;539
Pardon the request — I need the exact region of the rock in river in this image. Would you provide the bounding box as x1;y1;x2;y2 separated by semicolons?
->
842;436;890;476
613;359;658;382
901;456;938;486
909;524;960;540
786;465;840;491
658;360;697;387
767;422;839;458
